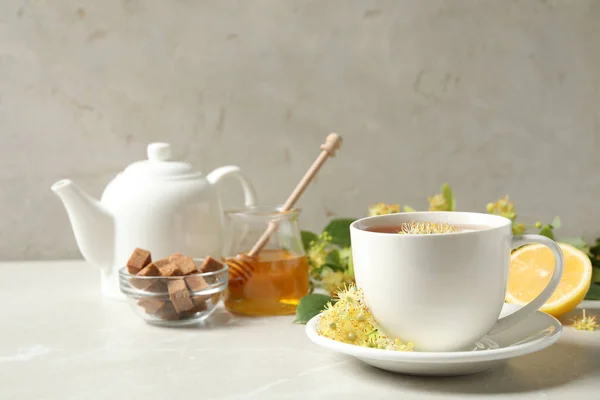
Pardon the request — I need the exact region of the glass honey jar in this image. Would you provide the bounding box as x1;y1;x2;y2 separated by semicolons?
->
222;205;309;316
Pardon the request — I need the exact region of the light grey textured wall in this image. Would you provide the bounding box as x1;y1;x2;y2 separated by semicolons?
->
1;0;599;260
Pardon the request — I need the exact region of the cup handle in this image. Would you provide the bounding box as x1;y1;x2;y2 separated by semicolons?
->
487;234;564;335
206;165;257;208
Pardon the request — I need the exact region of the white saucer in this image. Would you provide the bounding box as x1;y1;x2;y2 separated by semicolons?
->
305;303;562;376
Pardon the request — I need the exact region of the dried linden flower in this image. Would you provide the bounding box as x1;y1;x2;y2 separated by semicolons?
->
317;283;414;351
397;221;459;235
571;310;599;331
368;203;400;216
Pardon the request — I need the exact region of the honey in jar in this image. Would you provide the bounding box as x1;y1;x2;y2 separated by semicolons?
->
222;206;309;316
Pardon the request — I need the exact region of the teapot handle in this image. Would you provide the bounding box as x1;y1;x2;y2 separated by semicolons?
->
206;166;257;208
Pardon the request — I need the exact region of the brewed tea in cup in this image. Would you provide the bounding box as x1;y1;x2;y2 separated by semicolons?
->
350;211;564;352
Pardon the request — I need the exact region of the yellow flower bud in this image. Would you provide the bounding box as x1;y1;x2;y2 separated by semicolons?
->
512;223;525;235
368;203;400;216
497;196;507;210
428;194;451;211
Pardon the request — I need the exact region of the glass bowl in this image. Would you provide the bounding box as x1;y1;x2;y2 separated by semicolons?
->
118;258;228;326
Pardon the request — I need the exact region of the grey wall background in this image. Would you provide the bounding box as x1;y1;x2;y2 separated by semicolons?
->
1;0;599;261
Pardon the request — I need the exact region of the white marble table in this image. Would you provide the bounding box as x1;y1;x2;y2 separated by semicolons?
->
1;260;600;399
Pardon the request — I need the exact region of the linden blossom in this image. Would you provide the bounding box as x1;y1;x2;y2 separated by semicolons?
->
316;283;414;352
396;221;460;235
571;310;599;331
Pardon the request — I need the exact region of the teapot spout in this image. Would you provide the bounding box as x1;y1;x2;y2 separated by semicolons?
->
51;179;114;272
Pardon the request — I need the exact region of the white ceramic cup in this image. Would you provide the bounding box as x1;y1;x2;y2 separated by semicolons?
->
350;211;564;352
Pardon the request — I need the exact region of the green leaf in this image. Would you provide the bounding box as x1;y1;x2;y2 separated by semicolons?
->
320;263;346;273
589;238;600;258
325;249;340;265
592;267;600;284
442;183;456;211
585;284;600;300
538;225;555;240
293;294;333;324
551;216;561;229
323;218;356;247
301;230;318;251
403;205;416;212
347;252;354;278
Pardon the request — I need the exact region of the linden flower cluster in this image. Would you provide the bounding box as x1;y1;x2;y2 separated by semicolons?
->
317;284;414;351
486;195;526;235
428;193;452;211
571;310;599;331
427;183;456;212
486;195;516;220
306;232;332;269
368;203;415;216
307;232;354;295
321;269;354;297
368;203;400;216
397;221;459;235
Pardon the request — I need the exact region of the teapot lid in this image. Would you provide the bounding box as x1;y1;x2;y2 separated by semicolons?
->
122;143;201;179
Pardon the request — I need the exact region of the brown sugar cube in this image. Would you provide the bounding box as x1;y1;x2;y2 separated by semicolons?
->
137;298;166;315
143;281;167;293
159;263;183;277
136;258;170;282
129;263;161;290
155;302;180;321
178;309;194;318
167;279;194;313
168;253;184;262
191;296;208;312
200;256;224;273
173;256;197;275
130;278;152;291
148;281;168;293
126;248;152;274
131;278;167;293
137;263;160;277
180;297;208;318
185;274;209;292
152;258;171;269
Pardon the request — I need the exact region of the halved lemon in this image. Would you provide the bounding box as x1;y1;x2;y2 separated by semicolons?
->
506;242;592;318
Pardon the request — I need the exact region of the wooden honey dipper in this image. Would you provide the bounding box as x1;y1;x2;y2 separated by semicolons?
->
226;133;343;285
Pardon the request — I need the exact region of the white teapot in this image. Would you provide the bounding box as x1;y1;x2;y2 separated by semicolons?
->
51;142;256;300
